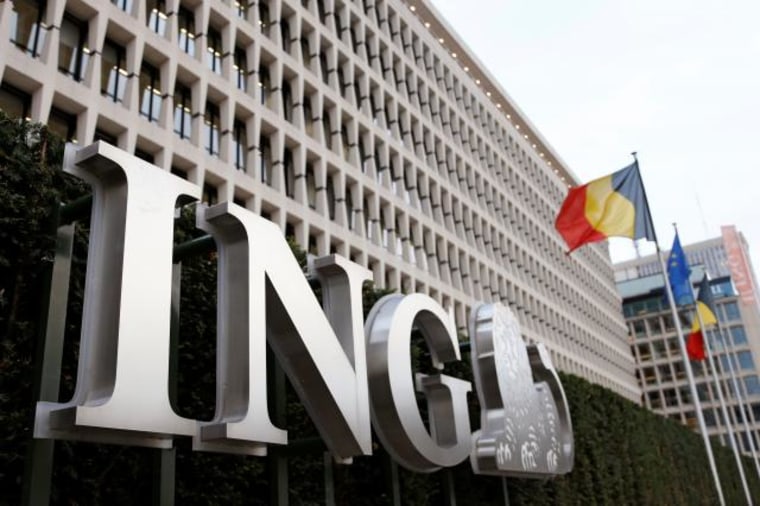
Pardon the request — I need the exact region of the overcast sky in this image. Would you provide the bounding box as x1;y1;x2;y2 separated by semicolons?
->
428;0;760;267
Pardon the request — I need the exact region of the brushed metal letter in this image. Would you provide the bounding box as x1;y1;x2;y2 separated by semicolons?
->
366;294;472;472
35;142;200;447
195;203;373;459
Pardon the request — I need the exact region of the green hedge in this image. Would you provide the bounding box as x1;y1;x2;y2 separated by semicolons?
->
1;112;759;505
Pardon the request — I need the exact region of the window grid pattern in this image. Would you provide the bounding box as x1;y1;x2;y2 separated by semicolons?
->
625;291;760;453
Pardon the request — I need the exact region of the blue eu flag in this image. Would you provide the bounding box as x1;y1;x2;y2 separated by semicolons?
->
667;233;694;306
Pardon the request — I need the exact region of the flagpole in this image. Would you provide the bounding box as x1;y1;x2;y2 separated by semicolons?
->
635;156;726;505
687;266;752;504
656;247;725;505
714;317;760;482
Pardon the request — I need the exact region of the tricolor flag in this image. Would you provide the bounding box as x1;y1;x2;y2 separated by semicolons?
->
554;162;656;252
686;275;718;361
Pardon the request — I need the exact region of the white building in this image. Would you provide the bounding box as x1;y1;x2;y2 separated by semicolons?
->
0;0;640;401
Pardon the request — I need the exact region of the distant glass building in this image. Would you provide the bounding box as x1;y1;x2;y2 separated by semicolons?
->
616;228;760;452
0;0;640;400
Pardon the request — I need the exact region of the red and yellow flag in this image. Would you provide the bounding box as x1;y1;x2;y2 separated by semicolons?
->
555;162;656;252
686;277;719;361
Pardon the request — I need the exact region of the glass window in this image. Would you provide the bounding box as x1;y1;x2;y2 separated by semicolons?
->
48;107;77;142
738;351;755;370
745;376;760;395
259;136;272;185
234;0;249;20
59;14;90;82
0;83;32;119
10;0;47;57
647;317;662;335
146;0;168;35
259;1;270;34
284;148;295;198
305;163;316;209
282;80;293;122
203;102;220;156
177;7;195;56
111;0;133;13
730;326;748;346
631;320;646;338
326;173;336;220
233;120;247;171
258;65;271;105
652;340;667;359
280;19;291;53
206;27;222;74
173;84;192;140
658;364;673;382
140;62;162;123
723;301;740;322
202;183;218;205
234;47;247;91
637;343;651;361
647;391;662;409
102;40;127;102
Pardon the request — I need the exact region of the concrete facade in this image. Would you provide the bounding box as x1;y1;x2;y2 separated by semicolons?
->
0;0;640;401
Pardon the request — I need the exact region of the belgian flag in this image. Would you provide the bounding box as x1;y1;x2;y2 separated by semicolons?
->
555;161;656;252
686;275;718;361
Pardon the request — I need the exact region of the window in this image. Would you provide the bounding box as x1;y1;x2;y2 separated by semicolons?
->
102;40;127;102
203;102;220;156
300;37;311;66
146;0;167;35
48;107;77;142
112;0;133;13
322;110;332;149
282;80;293;122
259;1;271;34
140;62;162;123
319;51;329;85
259;136;272;185
284;148;295;198
631;320;645;338
59;14;90;82
326;173;336;220
173;84;192;140
738;351;755;370
233;120;247;171
305;163;316;209
202;183;218;205
10;0;46;57
234;0;249;20
177;7;195;56
745;376;760;395
303;96;313;136
0;83;31;119
280;20;291;53
723;301;740;322
258;65;271;105
234;48;247;91
206;27;222;74
731;326;748;345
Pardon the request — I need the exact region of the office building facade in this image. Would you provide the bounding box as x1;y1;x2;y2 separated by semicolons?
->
617;231;760;452
0;0;639;400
